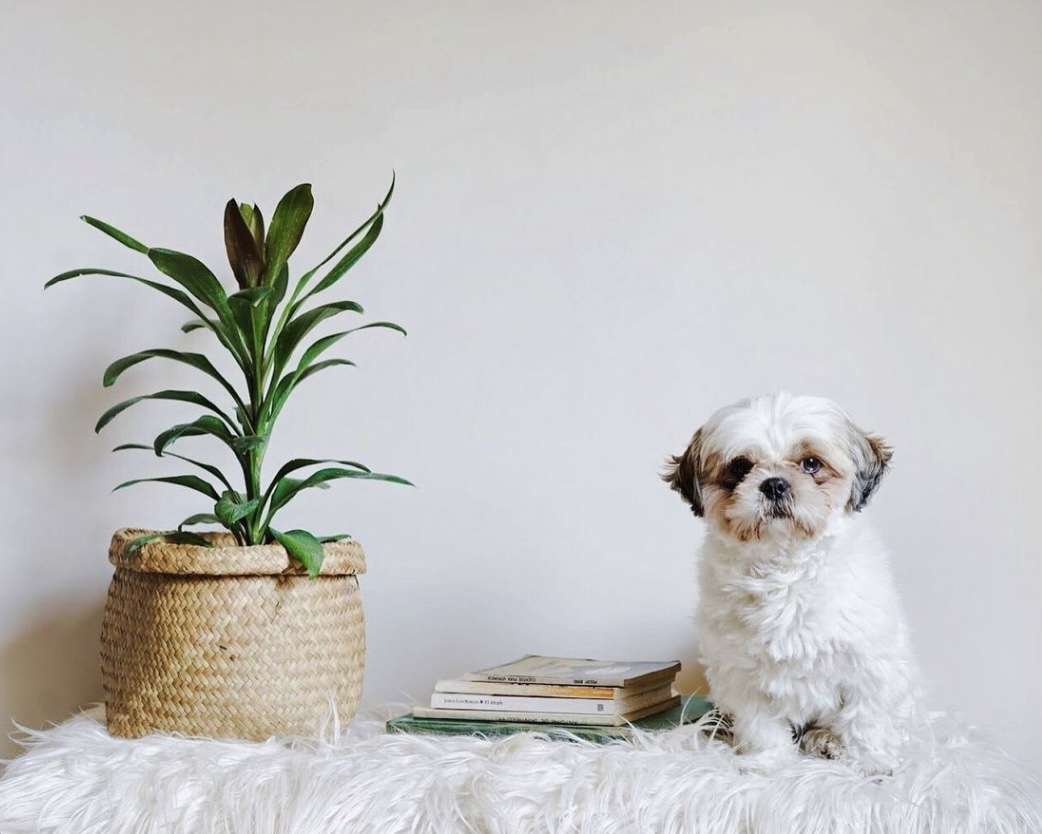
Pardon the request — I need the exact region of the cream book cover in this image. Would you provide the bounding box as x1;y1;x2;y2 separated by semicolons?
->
461;655;680;688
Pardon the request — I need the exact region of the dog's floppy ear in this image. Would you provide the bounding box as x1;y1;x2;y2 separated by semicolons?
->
663;428;705;516
847;427;893;512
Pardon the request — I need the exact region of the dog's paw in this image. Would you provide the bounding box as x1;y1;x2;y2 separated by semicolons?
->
699;709;735;745
799;727;845;760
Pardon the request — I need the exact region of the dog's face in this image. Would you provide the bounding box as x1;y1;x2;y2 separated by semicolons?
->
664;393;892;542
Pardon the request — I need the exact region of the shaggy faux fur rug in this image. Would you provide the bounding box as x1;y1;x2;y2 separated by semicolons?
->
0;708;1039;834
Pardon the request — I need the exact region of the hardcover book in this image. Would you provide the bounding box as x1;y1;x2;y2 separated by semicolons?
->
413;695;682;726
388;695;712;742
461;655;681;688
429;684;673;715
432;679;666;699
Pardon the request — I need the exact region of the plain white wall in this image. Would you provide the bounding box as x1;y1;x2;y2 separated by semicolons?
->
3;1;1040;770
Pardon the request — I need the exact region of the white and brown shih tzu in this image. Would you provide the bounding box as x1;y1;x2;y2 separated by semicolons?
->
665;392;920;773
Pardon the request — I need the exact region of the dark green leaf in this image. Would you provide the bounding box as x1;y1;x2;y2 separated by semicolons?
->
224;199;265;289
113;443;236;492
318;533;352;543
267;359;355;421
46;268;246;364
305;213;383;299
299;174;394;286
95;389;236;433
181;318;212;333
80;216;150;253
214;490;260;526
178;513;221;530
147;248;231;317
46;268;207;320
266;458;371;493
240;203;265;251
153;414;236;456
292;322;406;381
125;530;213;556
268;263;289;309
270;527;325;577
113;475;221;500
263;184;314;284
103;349;245;410
269;466;412;515
273;300;364;377
295;358;355;386
227;287;272;352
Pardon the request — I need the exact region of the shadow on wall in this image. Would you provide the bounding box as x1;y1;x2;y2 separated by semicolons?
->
0;598;105;759
675;640;709;697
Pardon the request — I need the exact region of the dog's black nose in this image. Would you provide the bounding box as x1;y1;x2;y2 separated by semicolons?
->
759;477;790;500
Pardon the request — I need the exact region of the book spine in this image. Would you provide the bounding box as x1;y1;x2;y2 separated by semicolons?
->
412;706;622;726
430;693;618;715
434;680;618;699
473;674;627;687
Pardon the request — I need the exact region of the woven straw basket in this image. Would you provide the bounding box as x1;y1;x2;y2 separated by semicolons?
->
101;528;366;740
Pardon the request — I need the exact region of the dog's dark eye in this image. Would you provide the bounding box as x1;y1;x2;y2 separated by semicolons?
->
721;456;754;489
801;457;822;475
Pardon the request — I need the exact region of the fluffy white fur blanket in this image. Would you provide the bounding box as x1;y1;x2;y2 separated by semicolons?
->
1;708;1039;834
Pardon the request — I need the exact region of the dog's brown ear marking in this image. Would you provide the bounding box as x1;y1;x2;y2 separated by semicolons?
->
848;430;893;512
663;428;705;516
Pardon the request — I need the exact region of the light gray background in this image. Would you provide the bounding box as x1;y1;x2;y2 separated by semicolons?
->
3;1;1040;769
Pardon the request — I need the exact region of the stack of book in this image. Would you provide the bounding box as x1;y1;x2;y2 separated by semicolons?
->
390;655;704;741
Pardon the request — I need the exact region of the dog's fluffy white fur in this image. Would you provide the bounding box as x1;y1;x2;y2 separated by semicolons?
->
665;392;919;773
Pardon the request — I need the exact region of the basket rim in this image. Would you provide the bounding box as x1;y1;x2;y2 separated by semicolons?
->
109;528;366;576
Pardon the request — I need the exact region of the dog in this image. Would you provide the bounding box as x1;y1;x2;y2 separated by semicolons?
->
664;393;919;773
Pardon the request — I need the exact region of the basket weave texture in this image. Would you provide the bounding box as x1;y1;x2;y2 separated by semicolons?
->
101;529;367;740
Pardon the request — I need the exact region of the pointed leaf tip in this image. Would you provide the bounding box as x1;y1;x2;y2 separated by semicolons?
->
80;215;150;253
271;528;325;577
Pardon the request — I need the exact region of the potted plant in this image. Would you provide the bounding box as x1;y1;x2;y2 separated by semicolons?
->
47;178;411;740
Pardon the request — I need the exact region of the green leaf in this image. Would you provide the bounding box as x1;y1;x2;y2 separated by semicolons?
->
318;533;352;543
267;320;404;414
113;443;236;492
177;513;221;531
153;415;236;456
147;249;232;319
224;199;265;289
273;300;364;378
268;263;289;309
46;268;247;365
240;203;265;251
214;490;260;526
80;216;150;253
305;213;383;300
293;322;406;378
103;349;245;410
265;458;371;494
46;268;206;318
269;466;412;516
295;359;355;385
270;527;325;577
300;174;394;286
125;530;213;556
181;318;212;333
267;359;355;422
113;474;221;501
263;184;314;285
95;389;236;433
263;176;391;366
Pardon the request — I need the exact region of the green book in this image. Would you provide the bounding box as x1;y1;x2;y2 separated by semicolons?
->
386;694;713;743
